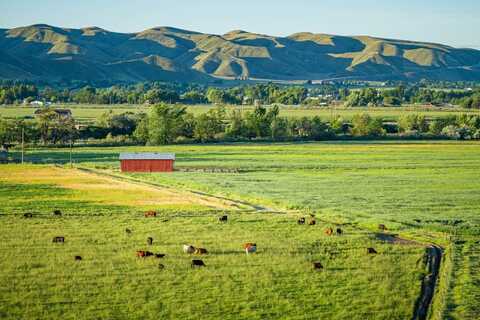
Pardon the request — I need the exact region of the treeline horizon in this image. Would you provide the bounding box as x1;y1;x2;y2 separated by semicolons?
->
1;104;480;149
1;81;480;109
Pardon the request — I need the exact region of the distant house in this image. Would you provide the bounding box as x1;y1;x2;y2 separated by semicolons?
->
30;100;44;107
34;109;72;119
119;153;175;172
30;100;52;107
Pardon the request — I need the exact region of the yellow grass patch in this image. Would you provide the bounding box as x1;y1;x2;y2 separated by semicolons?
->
0;165;234;210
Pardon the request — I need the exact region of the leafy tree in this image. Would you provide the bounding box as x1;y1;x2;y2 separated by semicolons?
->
351;114;385;137
146;104;187;145
193;106;226;142
225;110;247;138
35;109;76;144
398;114;428;133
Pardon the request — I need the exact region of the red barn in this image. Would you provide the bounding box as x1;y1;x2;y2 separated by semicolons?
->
119;153;175;172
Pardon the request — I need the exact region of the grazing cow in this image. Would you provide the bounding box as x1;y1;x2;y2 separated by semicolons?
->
155;254;166;259
312;262;324;270
144;211;157;218
23;212;33;218
53;210;62;217
147;237;153;245
125;228;132;234
336;228;343;235
243;243;257;254
183;245;196;254
218;215;228;222
52;236;65;243
136;250;154;258
378;224;387;231
367;248;378;254
75;256;82;261
325;228;334;236
297;217;306;225
191;259;206;268
414;219;422;223
194;248;208;255
308;219;316;226
158;264;165;269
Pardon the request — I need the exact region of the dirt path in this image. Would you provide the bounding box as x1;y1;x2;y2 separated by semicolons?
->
374;232;443;320
412;245;443;320
76;167;268;211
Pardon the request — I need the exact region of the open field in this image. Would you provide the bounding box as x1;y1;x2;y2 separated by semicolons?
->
1;104;479;123
1;165;425;319
1;141;480;319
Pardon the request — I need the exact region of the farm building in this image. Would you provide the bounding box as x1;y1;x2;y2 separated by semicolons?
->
119;153;175;172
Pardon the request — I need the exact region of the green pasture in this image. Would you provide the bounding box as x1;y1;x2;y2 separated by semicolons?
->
1;141;480;319
0;165;424;320
1;104;479;123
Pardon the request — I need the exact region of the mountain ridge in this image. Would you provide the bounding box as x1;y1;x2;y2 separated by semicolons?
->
1;24;480;83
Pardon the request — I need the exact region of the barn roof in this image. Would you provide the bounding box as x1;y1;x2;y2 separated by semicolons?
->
119;153;175;160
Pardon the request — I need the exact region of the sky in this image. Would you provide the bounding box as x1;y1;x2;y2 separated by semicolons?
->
1;0;479;49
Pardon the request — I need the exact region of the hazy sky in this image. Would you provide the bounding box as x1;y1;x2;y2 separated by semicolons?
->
1;0;479;48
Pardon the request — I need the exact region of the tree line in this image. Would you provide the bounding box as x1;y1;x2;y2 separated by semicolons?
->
2;82;479;108
2;104;480;147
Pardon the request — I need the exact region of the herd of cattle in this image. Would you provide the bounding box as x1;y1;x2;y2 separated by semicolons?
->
24;210;383;270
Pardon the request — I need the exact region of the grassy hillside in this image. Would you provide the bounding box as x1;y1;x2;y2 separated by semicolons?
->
1;24;480;82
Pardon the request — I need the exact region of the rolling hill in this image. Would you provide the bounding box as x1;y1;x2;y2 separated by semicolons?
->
1;24;480;83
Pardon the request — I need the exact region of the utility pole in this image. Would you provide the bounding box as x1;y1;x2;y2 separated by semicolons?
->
21;127;24;164
69;138;73;168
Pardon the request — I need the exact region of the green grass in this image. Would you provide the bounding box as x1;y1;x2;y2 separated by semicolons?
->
0;165;424;319
1;104;479;123
2;141;480;319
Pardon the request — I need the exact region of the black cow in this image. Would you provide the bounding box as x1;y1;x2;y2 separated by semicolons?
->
191;259;206;268
52;236;65;243
147;237;153;245
75;256;82;261
155;254;166;259
23;212;33;218
53;210;62;217
367;248;378;254
336;228;343;235
312;262;324;270
297;217;306;225
218;215;228;222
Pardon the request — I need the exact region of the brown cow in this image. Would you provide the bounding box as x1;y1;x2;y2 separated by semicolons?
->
52;236;65;243
218;215;228;222
367;248;378;254
308;219;316;226
144;211;157;218
243;243;257;254
312;262;324;270
378;224;387;231
336;228;343;235
136;250;154;258
194;248;208;255
191;259;206;268
297;217;306;225
325;228;334;236
147;237;153;245
53;210;62;217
